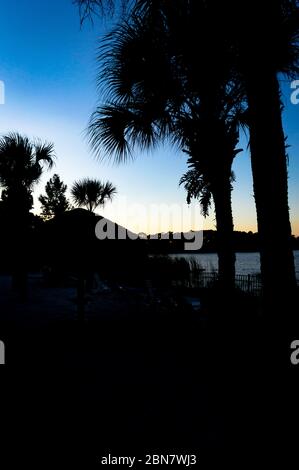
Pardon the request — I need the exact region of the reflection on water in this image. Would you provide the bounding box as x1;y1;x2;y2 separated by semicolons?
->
172;251;299;279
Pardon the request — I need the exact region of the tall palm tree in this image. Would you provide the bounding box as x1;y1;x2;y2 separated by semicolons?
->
88;6;243;290
71;178;116;212
179;119;241;291
0;132;55;295
190;0;298;307
211;0;299;308
244;1;298;307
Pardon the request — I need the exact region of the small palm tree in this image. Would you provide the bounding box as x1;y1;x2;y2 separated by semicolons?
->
71;176;116;319
71;178;116;213
0;132;54;209
0;132;55;216
0;132;55;296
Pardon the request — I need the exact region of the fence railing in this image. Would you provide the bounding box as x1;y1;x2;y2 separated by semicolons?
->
235;274;262;295
188;271;263;296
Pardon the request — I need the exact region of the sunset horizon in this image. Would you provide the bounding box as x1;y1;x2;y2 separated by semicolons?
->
0;1;298;466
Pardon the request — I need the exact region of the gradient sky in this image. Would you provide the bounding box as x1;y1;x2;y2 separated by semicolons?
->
0;0;298;235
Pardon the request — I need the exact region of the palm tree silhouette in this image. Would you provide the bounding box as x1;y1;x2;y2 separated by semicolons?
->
87;5;244;290
71;178;116;213
209;0;298;308
178;110;243;290
0;132;55;296
70;177;116;320
0;132;54;208
244;1;298;304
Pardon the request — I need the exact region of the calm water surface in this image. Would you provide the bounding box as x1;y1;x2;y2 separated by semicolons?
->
171;250;299;279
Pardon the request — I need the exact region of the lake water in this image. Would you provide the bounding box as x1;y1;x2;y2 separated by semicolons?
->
171;250;299;280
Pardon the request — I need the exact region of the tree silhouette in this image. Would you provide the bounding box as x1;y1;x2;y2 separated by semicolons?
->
207;0;298;308
242;1;298;306
79;0;299;305
87;4;243;290
71;178;116;212
39;174;71;219
0;133;54;211
0;132;55;296
70;176;116;320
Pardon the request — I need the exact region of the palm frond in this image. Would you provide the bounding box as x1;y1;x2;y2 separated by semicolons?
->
71;179;88;207
34;140;55;169
88;105;133;163
98;181;117;204
180;169;212;217
88;102;162;163
74;0;116;24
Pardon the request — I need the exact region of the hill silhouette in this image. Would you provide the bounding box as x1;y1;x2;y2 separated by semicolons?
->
0;206;298;276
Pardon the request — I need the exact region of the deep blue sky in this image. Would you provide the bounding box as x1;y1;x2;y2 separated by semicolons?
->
0;0;298;234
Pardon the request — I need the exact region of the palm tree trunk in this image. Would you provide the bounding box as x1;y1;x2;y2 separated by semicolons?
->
245;71;297;311
212;173;236;293
11;210;28;300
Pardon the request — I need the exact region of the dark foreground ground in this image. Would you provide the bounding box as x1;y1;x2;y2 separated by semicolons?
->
0;274;298;468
